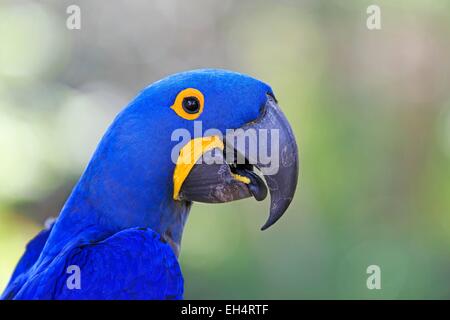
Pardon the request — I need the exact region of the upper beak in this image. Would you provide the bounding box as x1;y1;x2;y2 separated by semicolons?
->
173;94;299;230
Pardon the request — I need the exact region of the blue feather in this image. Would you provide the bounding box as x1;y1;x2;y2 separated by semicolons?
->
4;228;182;299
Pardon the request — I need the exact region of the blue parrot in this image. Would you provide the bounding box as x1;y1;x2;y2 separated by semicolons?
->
1;69;298;300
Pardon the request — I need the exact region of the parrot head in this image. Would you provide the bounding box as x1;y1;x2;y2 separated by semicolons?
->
71;69;298;255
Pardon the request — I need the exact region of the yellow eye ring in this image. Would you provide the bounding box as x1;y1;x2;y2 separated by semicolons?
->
170;88;204;120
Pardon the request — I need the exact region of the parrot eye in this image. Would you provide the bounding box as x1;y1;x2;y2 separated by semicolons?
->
170;88;204;120
182;97;200;114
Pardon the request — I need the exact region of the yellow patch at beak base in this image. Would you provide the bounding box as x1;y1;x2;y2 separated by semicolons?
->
173;135;224;200
231;173;251;185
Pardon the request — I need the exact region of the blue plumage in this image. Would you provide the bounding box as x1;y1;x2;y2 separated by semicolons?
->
5;228;182;299
2;69;283;300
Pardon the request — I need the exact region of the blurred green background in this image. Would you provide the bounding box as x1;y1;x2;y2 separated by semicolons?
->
1;0;450;299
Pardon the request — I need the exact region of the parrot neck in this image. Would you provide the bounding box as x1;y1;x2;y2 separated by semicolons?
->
46;121;191;257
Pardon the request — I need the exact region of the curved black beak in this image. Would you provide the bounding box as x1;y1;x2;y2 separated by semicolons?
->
175;94;299;230
226;94;299;230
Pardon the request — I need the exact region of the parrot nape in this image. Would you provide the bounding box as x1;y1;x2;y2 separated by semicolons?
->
1;69;298;300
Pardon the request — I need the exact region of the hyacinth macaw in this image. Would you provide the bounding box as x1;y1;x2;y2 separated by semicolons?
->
2;69;298;300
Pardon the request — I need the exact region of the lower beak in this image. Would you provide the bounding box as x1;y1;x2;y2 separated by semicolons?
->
173;94;299;230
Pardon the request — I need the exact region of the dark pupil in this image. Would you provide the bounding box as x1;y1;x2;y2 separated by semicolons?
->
182;97;200;114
